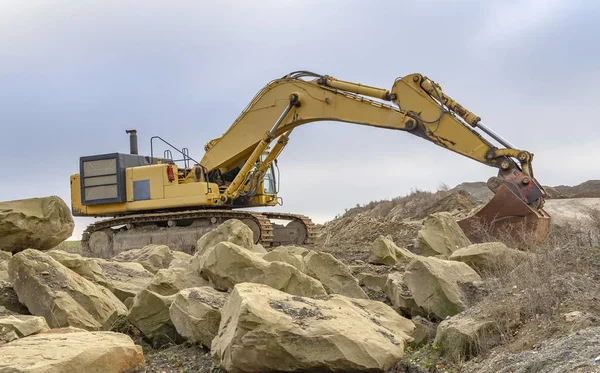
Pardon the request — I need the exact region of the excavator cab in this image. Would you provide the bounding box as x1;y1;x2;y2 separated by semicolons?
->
262;161;277;195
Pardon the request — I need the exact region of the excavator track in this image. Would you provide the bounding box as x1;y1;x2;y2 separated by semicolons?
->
262;212;318;246
81;210;318;258
81;209;274;258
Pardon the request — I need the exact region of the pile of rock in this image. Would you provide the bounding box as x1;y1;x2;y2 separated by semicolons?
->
0;197;418;372
0;196;532;371
364;212;534;361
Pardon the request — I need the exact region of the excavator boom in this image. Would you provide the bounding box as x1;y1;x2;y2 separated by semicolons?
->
201;71;549;243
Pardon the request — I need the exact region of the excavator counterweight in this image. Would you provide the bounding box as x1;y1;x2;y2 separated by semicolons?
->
71;70;549;256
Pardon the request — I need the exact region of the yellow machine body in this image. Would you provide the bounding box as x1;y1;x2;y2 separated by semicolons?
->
71;162;277;217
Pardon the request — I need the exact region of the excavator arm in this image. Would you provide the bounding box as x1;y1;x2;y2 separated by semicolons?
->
200;71;549;242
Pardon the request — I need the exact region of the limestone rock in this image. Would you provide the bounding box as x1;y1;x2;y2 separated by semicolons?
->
0;196;74;254
0;281;29;315
169;251;193;269
262;247;306;272
195;242;326;297
47;250;105;282
276;245;311;257
434;315;499;360
113;244;174;274
369;235;416;266
127;289;181;347
92;259;154;302
0;251;11;282
415;212;471;256
303;251;367;298
47;250;154;303
212;283;415;373
449;242;532;275
356;272;389;290
170;287;228;348
384;272;425;318
404;256;482;319
0;329;145;373
9;249;127;330
147;267;208;296
0;315;49;343
127;267;207;345
196;219;266;255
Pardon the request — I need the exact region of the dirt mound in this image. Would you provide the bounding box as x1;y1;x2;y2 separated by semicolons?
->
572;190;600;198
554;180;600;198
316;215;420;249
318;190;477;249
542;186;566;199
463;326;600;373
423;190;476;218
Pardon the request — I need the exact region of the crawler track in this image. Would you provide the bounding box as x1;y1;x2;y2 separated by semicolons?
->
81;209;315;257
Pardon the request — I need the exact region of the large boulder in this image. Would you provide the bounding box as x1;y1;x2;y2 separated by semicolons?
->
127;267;207;345
0;251;11;282
47;250;105;282
127;289;181;347
47;250;154;303
0;329;145;373
415;212;471;256
404;256;482;319
215;282;414;371
303;251;367;298
112;244;174;274
0;281;29;315
194;242;326;297
212;283;415;373
170;287;228;348
9;249;128;330
369;235;416;266
356;272;388;291
274;245;311;257
434;314;499;360
384;272;425;318
196;219;266;255
0;315;49;343
169;251;193;269
0;196;74;254
147;267;208;296
449;242;532;275
262;247;306;272
92;259;154;303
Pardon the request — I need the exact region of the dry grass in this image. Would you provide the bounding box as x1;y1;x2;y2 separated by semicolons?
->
473;208;600;356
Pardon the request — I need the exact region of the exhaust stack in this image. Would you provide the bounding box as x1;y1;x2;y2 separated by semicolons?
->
125;129;138;155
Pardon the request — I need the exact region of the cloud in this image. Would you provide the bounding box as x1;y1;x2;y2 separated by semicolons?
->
470;0;580;48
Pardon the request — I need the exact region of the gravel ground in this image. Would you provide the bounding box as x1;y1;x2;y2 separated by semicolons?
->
142;342;216;373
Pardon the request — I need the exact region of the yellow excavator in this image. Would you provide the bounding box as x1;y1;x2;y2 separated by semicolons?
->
71;71;550;257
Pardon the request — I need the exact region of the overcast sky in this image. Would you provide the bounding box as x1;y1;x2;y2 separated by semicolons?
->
1;0;598;238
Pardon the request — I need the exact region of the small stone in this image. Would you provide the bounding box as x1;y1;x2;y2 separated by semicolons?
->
41;271;50;275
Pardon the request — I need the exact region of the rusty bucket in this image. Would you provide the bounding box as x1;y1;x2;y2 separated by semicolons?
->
458;185;550;244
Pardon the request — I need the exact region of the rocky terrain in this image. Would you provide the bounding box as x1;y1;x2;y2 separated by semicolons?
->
0;185;599;372
318;180;600;250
